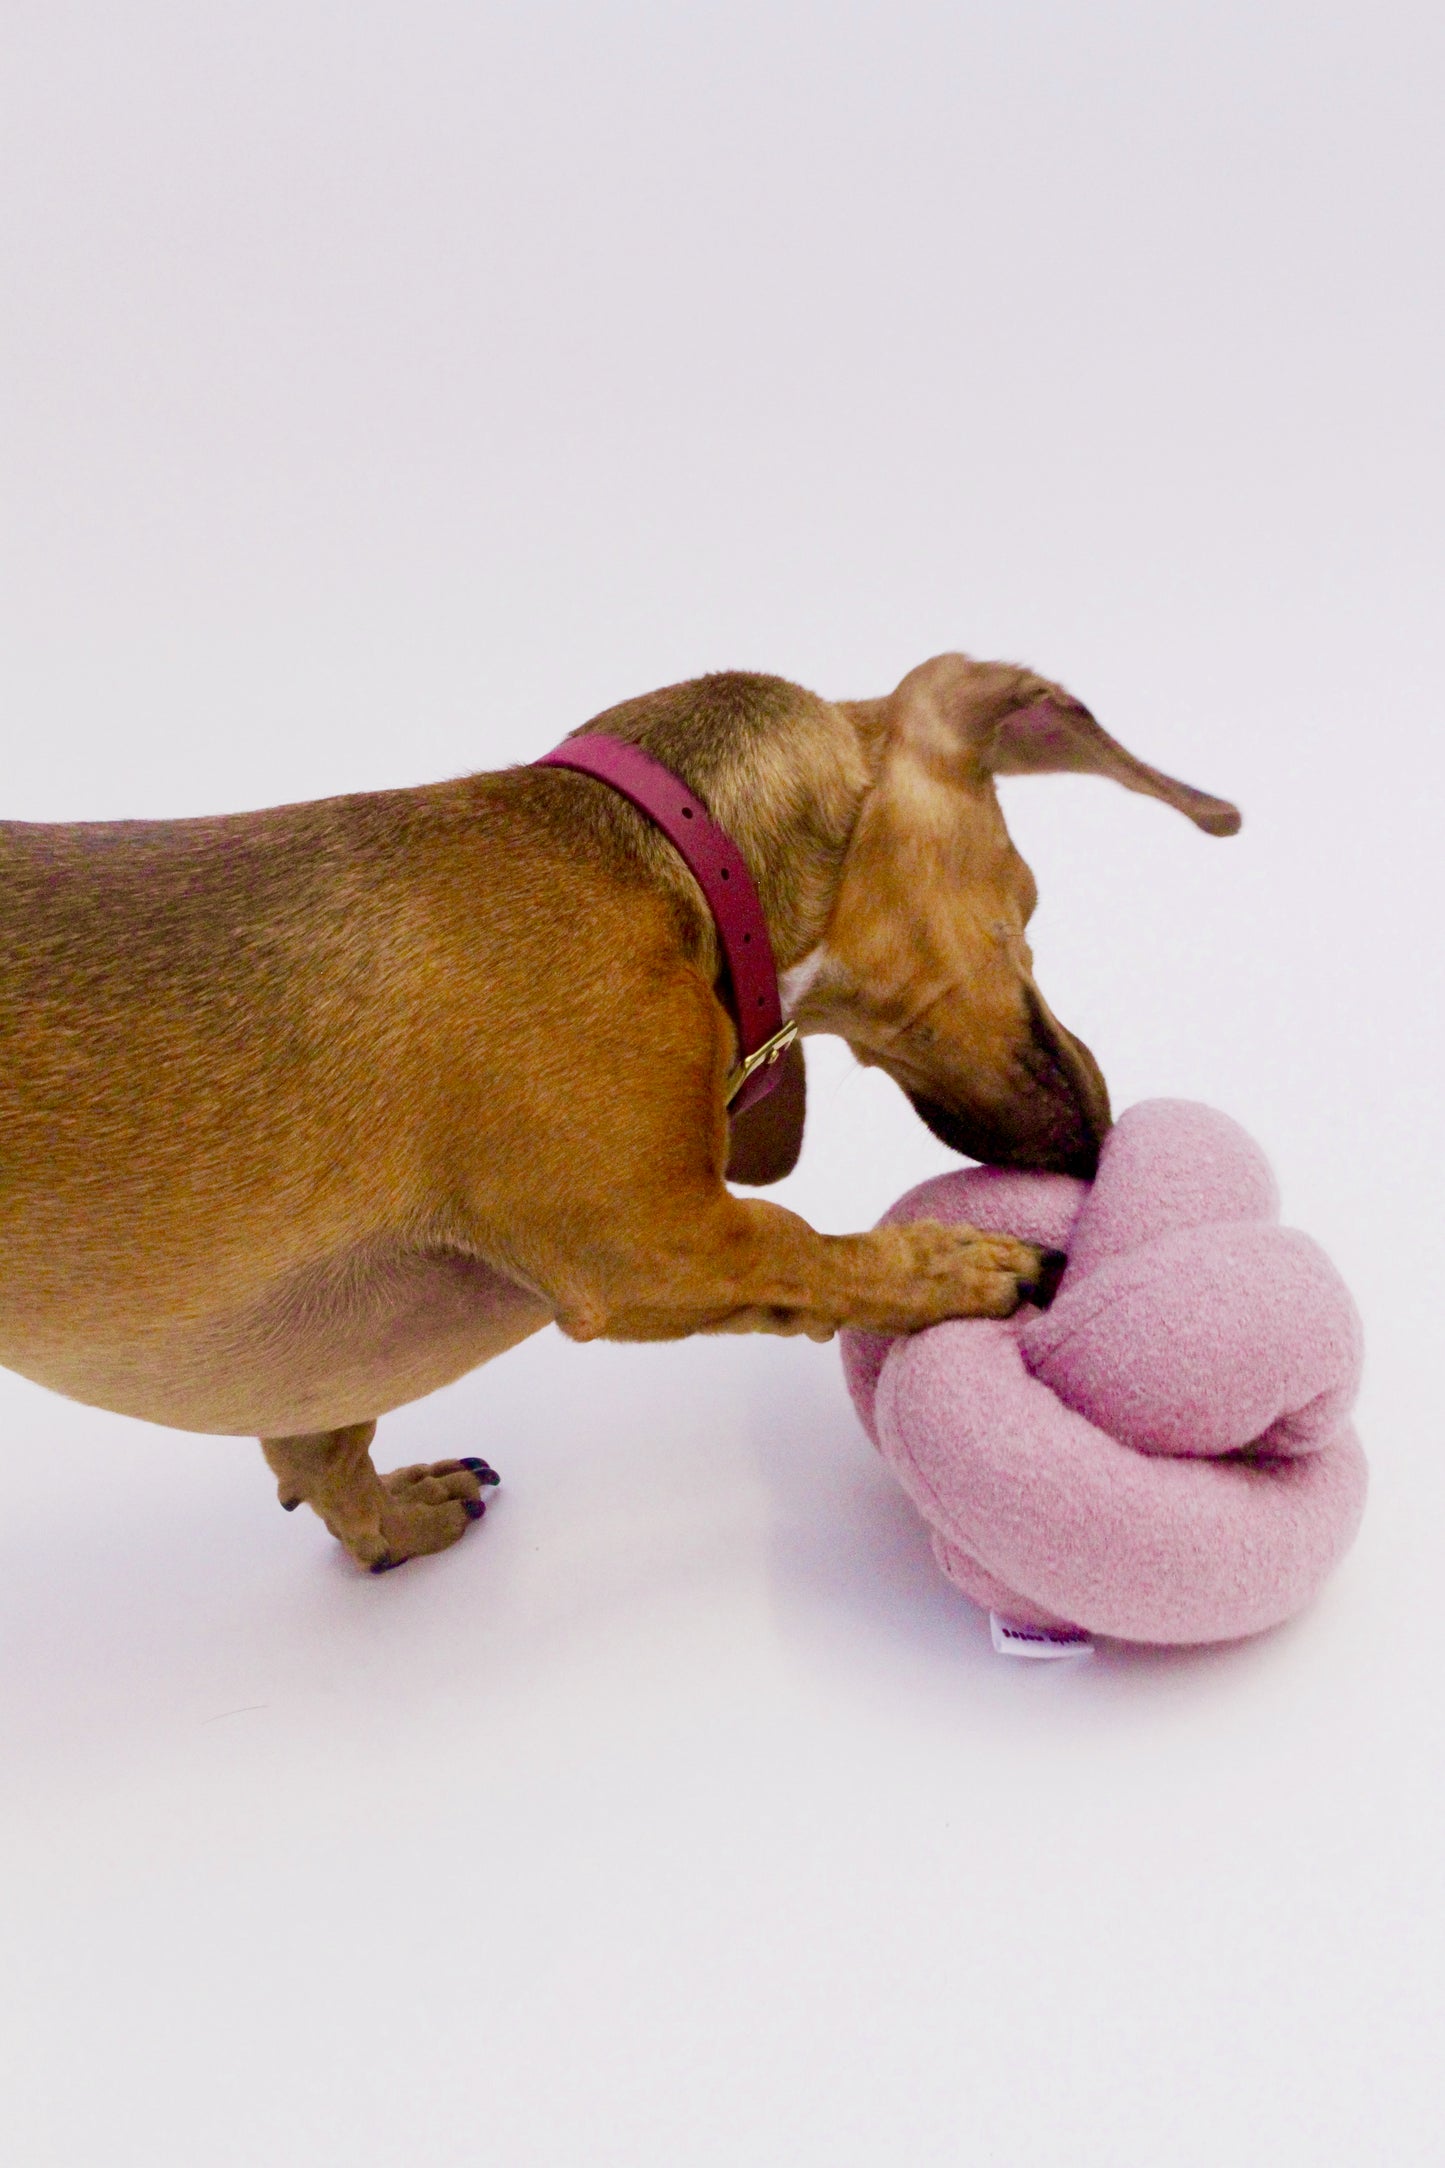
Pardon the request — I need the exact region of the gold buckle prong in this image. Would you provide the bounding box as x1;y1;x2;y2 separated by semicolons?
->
725;1019;799;1107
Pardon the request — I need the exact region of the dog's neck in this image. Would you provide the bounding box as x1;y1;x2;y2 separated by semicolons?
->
578;672;884;976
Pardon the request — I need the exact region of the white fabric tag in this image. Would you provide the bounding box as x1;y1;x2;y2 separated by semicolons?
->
990;1612;1094;1660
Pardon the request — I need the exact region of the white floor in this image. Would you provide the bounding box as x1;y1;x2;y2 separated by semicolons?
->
3;8;1441;2163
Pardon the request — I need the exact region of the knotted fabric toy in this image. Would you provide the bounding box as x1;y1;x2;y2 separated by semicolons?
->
840;1101;1367;1646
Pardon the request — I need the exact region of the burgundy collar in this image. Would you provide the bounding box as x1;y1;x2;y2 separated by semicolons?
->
535;734;797;1113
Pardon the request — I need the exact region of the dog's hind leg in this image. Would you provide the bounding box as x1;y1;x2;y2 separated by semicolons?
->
260;1423;500;1573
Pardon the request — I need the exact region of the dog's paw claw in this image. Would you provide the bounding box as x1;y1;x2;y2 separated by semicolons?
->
461;1456;501;1485
463;1497;487;1522
370;1553;402;1574
1023;1249;1069;1309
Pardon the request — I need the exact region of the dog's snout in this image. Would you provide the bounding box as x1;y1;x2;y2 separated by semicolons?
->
1020;988;1110;1176
904;990;1110;1177
906;1087;1101;1176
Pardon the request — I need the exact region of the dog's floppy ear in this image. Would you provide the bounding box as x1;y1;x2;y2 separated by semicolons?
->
896;655;1241;835
725;1036;806;1186
988;698;1242;835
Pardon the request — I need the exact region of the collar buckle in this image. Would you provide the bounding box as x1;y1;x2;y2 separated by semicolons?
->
725;1019;798;1107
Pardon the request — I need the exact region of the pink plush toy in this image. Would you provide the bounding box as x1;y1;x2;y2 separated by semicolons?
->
840;1101;1367;1647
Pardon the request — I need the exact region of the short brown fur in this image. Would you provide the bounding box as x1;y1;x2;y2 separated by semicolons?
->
0;654;1237;1570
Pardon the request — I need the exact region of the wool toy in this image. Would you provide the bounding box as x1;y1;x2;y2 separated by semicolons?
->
840;1100;1367;1647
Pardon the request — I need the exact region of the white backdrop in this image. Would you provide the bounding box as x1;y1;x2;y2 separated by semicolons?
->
2;5;1441;2163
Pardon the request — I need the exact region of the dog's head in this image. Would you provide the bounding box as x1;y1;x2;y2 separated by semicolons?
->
776;655;1240;1180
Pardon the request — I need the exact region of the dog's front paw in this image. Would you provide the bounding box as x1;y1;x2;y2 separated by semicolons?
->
888;1219;1050;1328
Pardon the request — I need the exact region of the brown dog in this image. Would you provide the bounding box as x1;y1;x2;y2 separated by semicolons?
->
0;653;1238;1572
